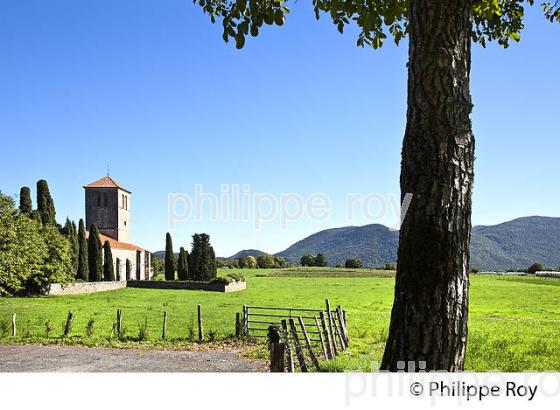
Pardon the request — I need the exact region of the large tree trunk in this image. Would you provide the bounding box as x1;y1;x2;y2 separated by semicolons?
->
381;0;475;371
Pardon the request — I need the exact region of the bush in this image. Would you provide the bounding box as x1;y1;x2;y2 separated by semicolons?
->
138;318;149;341
345;258;364;269
245;256;257;269
210;277;232;286
227;272;245;282
300;254;316;267
86;317;95;337
256;253;275;269
528;262;544;274
383;262;397;270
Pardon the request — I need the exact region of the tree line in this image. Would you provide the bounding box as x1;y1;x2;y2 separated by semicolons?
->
161;232;218;281
0;180;120;297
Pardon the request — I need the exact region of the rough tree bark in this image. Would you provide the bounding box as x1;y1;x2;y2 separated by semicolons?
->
381;0;475;371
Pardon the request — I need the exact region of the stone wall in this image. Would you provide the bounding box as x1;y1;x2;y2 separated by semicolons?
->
48;281;127;296
127;280;246;293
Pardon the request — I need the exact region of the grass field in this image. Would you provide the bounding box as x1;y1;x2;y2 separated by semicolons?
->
1;268;559;372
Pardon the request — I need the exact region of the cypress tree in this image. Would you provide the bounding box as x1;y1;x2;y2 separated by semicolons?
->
103;241;115;281
64;218;79;275
177;247;189;281
37;180;56;225
164;233;175;281
77;219;89;281
189;233;217;281
206;246;218;280
19;187;32;214
88;224;103;282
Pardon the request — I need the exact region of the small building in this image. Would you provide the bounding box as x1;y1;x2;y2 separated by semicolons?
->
84;176;152;281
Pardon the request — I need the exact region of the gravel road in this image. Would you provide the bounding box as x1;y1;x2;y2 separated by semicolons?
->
0;344;266;372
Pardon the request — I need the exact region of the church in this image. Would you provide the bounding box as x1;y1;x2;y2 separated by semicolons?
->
84;176;152;281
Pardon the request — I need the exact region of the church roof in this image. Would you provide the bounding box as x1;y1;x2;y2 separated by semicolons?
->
86;231;147;252
83;176;131;193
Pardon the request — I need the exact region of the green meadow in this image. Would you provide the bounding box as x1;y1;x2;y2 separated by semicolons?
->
1;268;559;372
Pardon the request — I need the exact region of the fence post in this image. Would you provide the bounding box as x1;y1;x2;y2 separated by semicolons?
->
315;316;328;359
270;342;286;372
116;309;123;339
162;311;168;339
197;304;204;342
243;305;249;337
235;312;241;338
298;317;320;371
268;325;285;372
320;311;333;359
335;317;346;351
63;311;74;338
337;306;349;345
325;299;338;356
12;313;16;338
281;319;295;373
288;318;308;372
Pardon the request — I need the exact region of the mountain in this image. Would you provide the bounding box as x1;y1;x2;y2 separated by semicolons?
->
227;249;266;260
152;251;178;260
224;216;560;271
276;224;399;268
469;216;560;271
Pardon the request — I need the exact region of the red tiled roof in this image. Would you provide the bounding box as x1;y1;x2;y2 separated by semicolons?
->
83;176;131;193
86;231;147;252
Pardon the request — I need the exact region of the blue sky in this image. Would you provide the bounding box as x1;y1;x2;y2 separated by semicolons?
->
0;1;558;256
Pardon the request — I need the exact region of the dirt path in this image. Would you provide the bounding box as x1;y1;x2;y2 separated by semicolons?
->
0;344;266;372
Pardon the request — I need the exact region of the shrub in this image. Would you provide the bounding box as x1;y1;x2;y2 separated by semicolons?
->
256;253;275;269
45;320;53;338
384;262;397;270
138;318;149;341
227;272;245;282
210;277;232;286
314;253;328;267
207;329;218;342
86;317;95;337
527;262;544;274
345;258;364;269
245;256;257;269
0;319;9;338
300;254;316;267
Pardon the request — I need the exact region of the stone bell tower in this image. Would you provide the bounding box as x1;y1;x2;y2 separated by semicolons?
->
84;176;131;243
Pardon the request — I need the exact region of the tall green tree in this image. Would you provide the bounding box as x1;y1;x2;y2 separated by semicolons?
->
164;232;175;281
300;254;315;267
244;255;257;269
88;224;103;282
77;219;89;281
177;247;189;281
0;193;73;296
103;241;115;281
64;218;79;275
195;0;559;371
36;180;56;225
314;253;328;267
188;233;217;281
19;187;32;215
256;253;275;269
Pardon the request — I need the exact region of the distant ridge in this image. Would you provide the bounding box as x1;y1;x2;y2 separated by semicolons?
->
221;216;560;271
227;249;266;260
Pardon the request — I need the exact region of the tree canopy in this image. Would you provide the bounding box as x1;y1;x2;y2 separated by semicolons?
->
195;0;559;50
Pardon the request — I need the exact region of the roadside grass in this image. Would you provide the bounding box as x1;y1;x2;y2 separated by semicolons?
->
0;270;559;371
